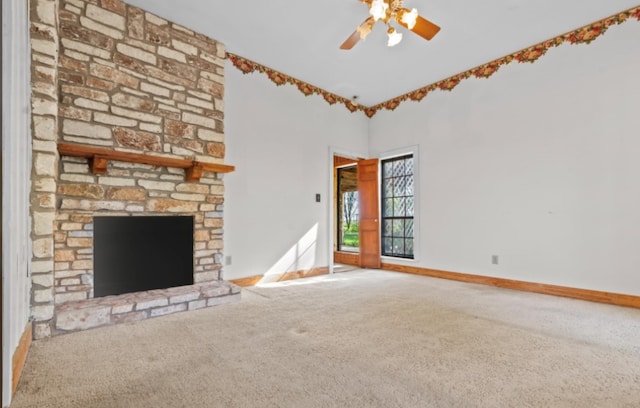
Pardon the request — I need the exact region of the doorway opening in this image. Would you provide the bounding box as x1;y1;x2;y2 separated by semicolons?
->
331;153;381;270
333;155;360;267
337;165;359;254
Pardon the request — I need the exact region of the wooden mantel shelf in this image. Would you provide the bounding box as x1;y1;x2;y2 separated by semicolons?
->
58;143;235;182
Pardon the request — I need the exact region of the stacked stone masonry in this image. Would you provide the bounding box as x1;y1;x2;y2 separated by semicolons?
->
55;281;241;333
29;0;235;338
30;0;61;340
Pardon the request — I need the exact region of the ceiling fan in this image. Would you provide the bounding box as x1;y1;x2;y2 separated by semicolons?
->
340;0;440;49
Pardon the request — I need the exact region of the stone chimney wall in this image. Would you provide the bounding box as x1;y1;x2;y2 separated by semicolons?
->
29;0;229;338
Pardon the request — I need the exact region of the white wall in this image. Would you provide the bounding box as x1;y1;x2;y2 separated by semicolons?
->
223;67;369;280
369;22;640;296
2;0;33;405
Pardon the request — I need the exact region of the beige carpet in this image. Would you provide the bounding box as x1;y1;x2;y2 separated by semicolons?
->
11;270;640;407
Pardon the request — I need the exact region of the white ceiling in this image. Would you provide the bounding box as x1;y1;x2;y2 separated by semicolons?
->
126;0;639;107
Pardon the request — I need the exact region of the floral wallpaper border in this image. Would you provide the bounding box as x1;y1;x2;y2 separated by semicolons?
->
228;6;640;118
227;53;361;113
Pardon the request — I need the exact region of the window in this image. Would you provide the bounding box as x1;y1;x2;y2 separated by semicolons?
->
381;154;414;259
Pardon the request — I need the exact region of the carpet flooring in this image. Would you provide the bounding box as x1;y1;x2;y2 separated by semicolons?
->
11;270;640;407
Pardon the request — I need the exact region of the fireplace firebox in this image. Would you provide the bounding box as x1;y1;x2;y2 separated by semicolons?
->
93;216;195;297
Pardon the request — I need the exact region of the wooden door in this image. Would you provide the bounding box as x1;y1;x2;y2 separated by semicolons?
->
358;159;381;268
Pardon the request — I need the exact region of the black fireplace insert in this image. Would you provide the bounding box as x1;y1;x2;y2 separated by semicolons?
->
93;215;194;297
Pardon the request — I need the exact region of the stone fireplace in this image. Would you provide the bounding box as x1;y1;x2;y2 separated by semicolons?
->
29;0;239;338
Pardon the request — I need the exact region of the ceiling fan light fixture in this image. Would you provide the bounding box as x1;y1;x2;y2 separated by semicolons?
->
369;0;388;21
387;26;403;47
339;0;440;50
400;8;419;29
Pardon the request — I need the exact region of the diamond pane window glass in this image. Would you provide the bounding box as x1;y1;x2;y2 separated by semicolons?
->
405;239;414;257
383;198;394;217
405;219;414;237
406;175;414;195
405;157;414;174
384;179;394;196
383;161;394;177
393;160;404;177
394;198;405;217
383;238;393;254
381;154;414;259
392;219;403;237
394;176;406;196
392;238;405;255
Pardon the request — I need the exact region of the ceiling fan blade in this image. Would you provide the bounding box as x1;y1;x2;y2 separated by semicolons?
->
396;10;441;41
340;29;362;50
340;17;375;50
412;15;441;40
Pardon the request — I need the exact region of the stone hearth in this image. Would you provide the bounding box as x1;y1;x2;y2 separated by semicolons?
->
56;281;240;333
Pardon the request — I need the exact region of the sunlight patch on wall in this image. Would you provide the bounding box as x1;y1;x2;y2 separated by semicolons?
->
261;224;319;282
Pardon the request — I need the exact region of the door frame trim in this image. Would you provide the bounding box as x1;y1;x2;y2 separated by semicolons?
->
328;146;368;274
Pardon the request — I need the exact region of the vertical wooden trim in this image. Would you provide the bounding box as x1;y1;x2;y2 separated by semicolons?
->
0;62;3;408
333;160;339;255
358;159;381;269
1;1;5;400
11;322;32;396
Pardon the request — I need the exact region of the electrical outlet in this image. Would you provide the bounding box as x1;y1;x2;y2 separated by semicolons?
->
225;255;232;266
491;255;499;265
316;193;321;203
